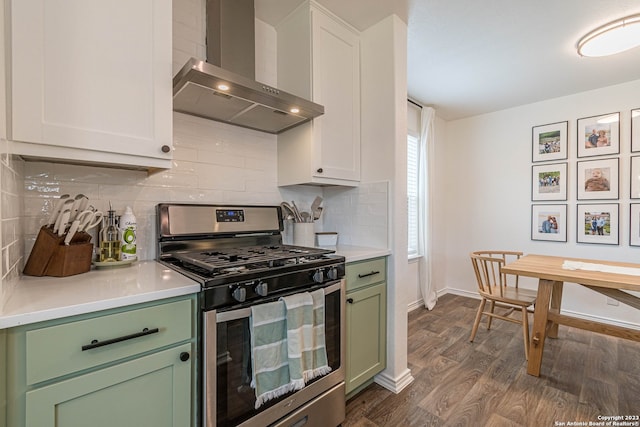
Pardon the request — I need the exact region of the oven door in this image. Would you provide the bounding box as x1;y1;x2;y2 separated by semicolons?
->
203;280;345;427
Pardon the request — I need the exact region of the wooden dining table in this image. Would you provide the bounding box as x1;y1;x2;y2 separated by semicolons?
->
501;254;640;377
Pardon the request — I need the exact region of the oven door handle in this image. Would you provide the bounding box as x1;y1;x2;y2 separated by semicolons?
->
216;280;342;323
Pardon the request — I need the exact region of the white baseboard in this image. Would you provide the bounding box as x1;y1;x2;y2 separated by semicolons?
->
374;368;414;394
414;287;640;330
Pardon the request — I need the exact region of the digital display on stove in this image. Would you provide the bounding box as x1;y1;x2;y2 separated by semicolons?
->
216;209;245;222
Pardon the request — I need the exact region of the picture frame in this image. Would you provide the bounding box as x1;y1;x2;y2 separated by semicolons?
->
576;203;619;245
531;162;567;201
630;156;640;199
577;157;618;200
630;204;640;246
632;108;640;152
577;112;620;158
532;121;568;162
531;204;567;242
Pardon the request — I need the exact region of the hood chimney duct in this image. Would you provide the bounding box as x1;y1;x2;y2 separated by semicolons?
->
207;0;255;80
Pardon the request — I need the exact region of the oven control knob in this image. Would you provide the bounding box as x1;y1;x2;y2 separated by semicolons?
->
232;286;246;302
312;269;324;283
327;267;338;281
255;281;268;297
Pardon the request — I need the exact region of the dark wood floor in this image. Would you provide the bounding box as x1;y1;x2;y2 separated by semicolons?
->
344;294;640;427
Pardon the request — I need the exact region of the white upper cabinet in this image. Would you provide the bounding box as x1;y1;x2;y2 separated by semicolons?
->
277;1;360;186
7;0;173;170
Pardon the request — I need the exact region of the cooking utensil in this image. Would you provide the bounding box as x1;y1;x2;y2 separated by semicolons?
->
310;196;323;217
76;209;104;232
55;209;71;236
300;211;311;222
68;194;88;222
46;194;70;227
281;202;302;222
76;196;89;215
291;201;303;222
313;206;323;221
64;219;80;245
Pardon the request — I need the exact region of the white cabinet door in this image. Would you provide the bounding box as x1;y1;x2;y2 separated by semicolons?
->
9;0;172;168
277;3;360;186
310;7;360;182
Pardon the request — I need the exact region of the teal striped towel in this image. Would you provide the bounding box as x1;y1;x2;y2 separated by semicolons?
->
250;300;292;409
281;289;332;391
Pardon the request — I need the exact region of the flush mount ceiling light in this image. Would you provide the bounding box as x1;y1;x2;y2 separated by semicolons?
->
577;14;640;57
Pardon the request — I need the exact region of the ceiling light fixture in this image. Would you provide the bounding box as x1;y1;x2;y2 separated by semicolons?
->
577;14;640;57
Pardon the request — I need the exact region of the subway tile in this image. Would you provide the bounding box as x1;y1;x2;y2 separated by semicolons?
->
144;171;199;188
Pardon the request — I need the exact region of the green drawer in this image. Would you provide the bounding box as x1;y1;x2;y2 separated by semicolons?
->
25;299;192;385
346;257;386;292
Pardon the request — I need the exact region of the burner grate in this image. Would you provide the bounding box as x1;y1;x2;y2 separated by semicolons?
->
172;244;334;276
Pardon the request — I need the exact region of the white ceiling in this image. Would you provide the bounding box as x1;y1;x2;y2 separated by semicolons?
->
256;0;640;121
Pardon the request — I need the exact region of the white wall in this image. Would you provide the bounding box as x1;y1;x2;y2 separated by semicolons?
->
434;78;640;328
360;14;413;393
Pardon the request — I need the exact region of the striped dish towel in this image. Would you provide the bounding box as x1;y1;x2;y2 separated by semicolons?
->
281;290;332;391
250;300;292;409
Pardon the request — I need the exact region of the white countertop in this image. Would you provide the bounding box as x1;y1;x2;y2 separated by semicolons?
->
0;248;388;329
320;245;391;263
0;261;200;329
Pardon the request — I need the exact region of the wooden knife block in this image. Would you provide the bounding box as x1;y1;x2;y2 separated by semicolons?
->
23;226;94;277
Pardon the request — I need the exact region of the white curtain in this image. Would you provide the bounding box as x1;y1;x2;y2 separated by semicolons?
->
419;106;437;310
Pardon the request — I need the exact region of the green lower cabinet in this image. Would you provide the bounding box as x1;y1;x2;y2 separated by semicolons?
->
25;343;191;427
4;295;196;427
345;281;387;395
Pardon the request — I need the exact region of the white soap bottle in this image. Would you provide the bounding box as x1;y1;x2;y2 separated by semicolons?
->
120;206;137;261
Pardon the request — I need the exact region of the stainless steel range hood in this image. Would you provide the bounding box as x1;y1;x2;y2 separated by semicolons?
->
172;0;324;135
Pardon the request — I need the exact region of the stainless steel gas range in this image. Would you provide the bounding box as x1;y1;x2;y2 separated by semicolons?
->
156;203;346;427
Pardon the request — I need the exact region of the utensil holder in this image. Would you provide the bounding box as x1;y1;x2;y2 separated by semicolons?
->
293;222;315;247
23;226;94;277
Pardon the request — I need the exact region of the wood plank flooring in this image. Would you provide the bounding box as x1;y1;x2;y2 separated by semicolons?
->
344;294;640;426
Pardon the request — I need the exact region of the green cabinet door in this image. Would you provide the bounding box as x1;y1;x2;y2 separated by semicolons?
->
25;343;192;427
345;282;387;394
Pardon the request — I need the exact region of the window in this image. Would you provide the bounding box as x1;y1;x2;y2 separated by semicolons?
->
407;133;420;258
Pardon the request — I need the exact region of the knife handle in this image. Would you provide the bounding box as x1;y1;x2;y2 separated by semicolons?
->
64;220;80;245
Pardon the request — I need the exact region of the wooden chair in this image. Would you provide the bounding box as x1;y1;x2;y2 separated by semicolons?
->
469;250;537;359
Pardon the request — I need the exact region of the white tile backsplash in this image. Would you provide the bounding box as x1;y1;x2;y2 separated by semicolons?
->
1;139;24;296
323;181;389;248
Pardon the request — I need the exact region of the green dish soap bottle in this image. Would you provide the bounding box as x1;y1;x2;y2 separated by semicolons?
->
120;206;137;261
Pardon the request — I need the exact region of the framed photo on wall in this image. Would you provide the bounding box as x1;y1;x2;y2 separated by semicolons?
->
532;121;568;162
630;156;640;199
531;204;567;242
630;204;640;246
576;203;619;245
532;162;567;201
577;158;618;200
577;112;620;158
632;108;640;152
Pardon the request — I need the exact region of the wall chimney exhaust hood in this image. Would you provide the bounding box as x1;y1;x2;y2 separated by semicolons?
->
172;0;324;134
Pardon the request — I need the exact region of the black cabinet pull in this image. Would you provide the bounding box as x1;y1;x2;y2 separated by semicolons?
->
346;298;354;304
161;145;171;153
81;327;159;351
358;270;380;279
317;168;323;173
180;352;190;362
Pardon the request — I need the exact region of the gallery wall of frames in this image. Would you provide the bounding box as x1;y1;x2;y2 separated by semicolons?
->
531;108;640;245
